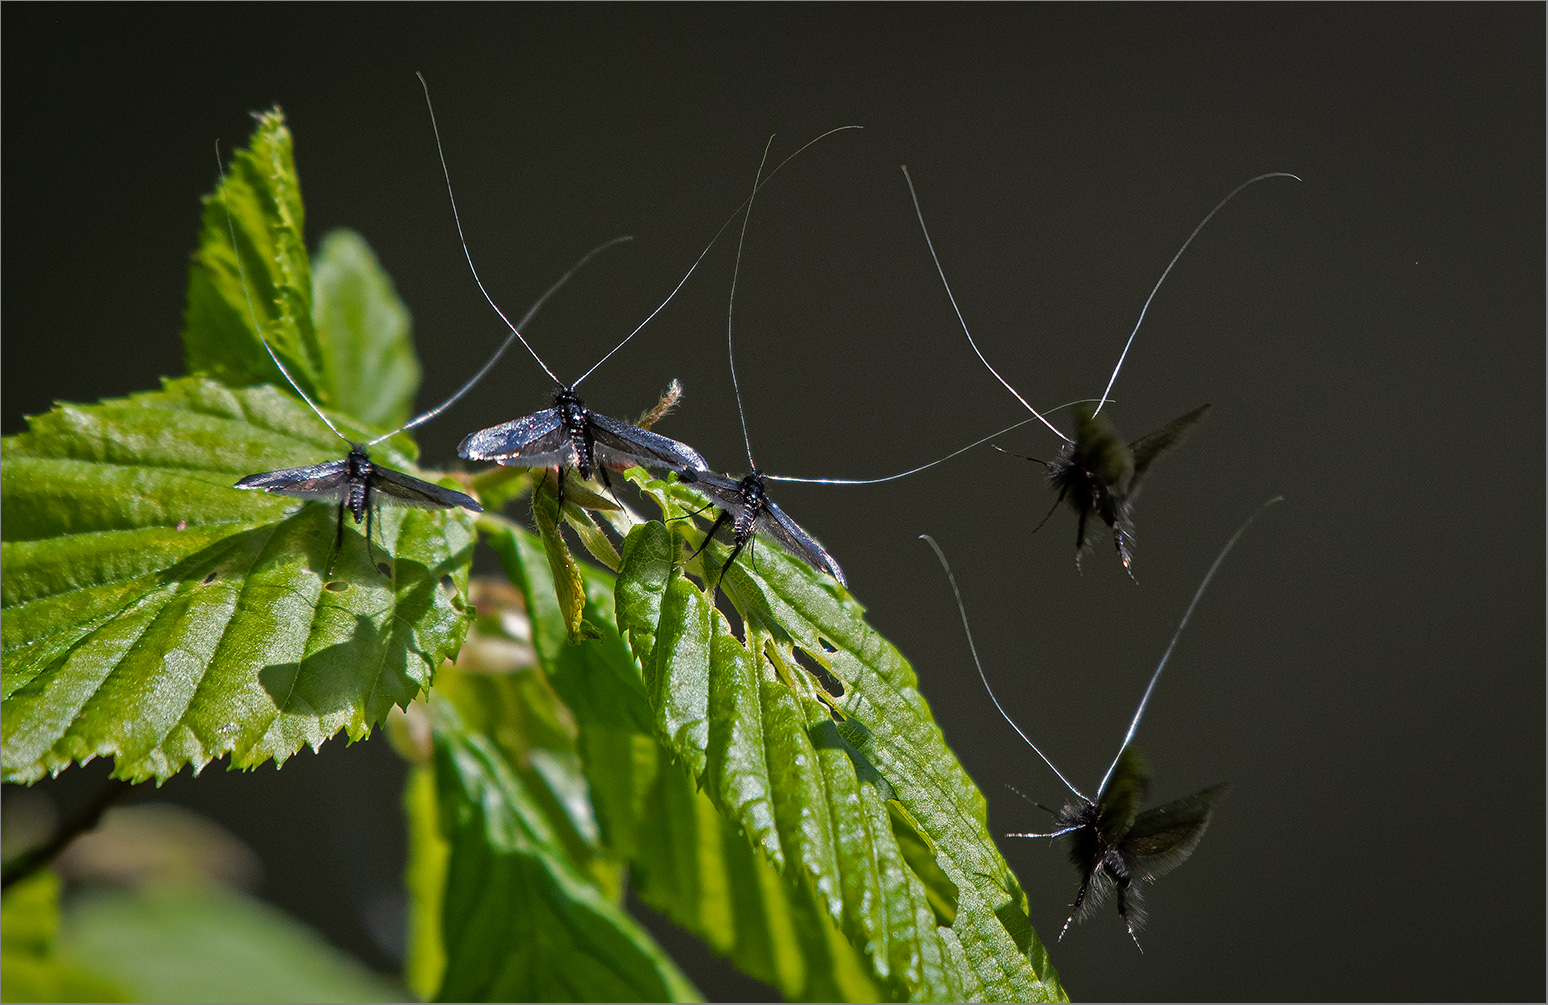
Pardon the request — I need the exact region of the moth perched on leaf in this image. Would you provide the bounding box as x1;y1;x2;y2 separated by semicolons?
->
672;132;867;593
220;143;619;575
922;496;1279;948
235;447;479;576
418;79;863;512
459;386;707;508
676;469;846;588
905;168;1297;575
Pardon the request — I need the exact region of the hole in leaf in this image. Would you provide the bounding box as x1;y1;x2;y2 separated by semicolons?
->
376;562;392;576
793;647;845;698
201;572;217;585
325;580;349;592
817;637;837;653
175;520;188;532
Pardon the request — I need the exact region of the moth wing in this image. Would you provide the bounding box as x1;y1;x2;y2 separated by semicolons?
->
458;408;577;468
371;465;483;512
760;497;848;587
1129;403;1211;486
1096;747;1152;837
234;459;350;501
589;412;708;473
681;470;750;519
1121;783;1228;882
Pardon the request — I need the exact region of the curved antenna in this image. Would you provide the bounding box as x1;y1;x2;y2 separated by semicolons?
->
1093;172;1301;416
366;234;631;447
764;396;1110;486
767;415;1040;485
572;124;863;388
902;166;1071;445
417;71;562;386
920;534;1088;803
726;136;777;469
215;143;349;444
1094;495;1284;799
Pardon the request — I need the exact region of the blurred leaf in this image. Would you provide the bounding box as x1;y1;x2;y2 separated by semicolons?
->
311;230;420;430
614;471;1068;1002
183;109;321;401
0;872;126;1003
429;697;699;1003
1;378;475;783
403;765;449;1002
62;884;398;1003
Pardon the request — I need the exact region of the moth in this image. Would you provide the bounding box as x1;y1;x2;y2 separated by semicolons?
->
904;168;1297;574
1038;399;1212;571
921;496;1280;948
674;135;855;591
223;145;625;574
416;73;860;510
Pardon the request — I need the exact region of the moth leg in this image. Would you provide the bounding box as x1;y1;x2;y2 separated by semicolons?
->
669;499;718;522
1074;509;1089;571
553;467;567;513
1059;873;1092;943
1028;490;1064;537
712;532;751;597
326;498;347;577
1116;885;1144;953
595;464;625;510
683;509;732;576
364;490;384;574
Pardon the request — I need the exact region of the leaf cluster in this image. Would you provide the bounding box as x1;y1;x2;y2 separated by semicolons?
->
0;110;1066;1001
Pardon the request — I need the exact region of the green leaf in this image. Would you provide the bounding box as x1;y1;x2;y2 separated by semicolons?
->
429;696;699;1003
311;229;420;430
498;520;902;1001
614;472;1068;1002
183;109;322;401
1;378;475;782
403;765;449;1002
0;871;127;1003
61;883;399;1002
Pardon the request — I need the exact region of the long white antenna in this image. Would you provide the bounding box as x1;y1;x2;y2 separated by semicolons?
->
766;416;1040;485
573;125;863;389
417;71;562;386
920;534;1089;802
725;136;777;469
903;166;1071;445
1093;172;1301;417
216;143;349;444
1094;495;1284;799
763;397;1105;486
366;234;631;446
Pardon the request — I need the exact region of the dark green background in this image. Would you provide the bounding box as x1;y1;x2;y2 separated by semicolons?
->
5;6;1542;1000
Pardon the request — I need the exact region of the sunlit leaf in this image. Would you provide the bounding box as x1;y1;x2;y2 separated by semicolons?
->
615;471;1068;1002
497;520;942;1000
1;378;475;782
183;109;320;400
429;697;699;1003
311;229;420;430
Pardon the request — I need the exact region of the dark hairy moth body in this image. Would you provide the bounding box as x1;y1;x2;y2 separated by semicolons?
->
236;444;480;576
905;168;1296;575
1040;401;1212;571
676;468;846;588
